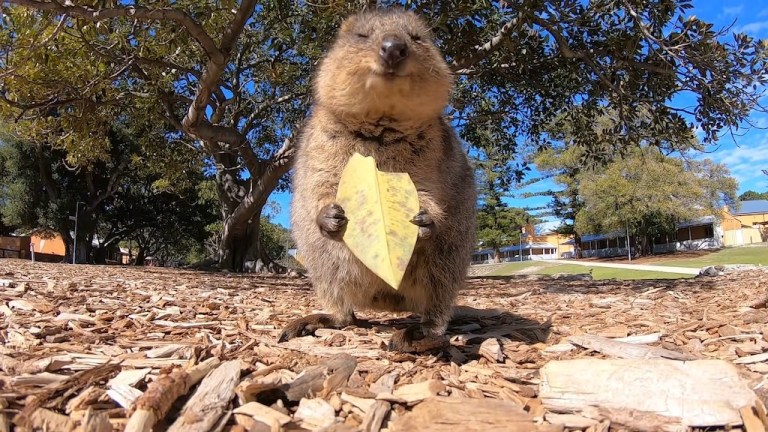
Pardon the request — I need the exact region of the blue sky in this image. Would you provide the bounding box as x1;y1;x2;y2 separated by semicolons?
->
267;1;768;230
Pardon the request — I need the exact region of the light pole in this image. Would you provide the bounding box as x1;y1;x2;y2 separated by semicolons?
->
70;202;84;264
626;223;631;262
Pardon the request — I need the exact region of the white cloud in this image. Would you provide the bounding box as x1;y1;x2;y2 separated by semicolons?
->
735;20;768;34
707;134;768;191
723;5;744;16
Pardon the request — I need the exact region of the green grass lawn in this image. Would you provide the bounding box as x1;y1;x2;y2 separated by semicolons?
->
478;246;766;280
534;264;691;280
644;247;768;268
486;261;553;276
487;262;690;280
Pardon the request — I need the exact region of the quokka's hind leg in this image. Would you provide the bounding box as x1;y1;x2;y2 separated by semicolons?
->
278;310;358;342
388;276;456;353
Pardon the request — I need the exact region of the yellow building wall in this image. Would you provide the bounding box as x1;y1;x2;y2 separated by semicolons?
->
720;206;768;245
523;224;574;255
738;213;768;227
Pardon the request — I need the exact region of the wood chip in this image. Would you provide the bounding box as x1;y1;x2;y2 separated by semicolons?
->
341;392;376;413
361;400;390;432
285;353;357;401
369;372;398;395
540;358;760;429
81;408;113;432
166;359;242;432
741;406;767;432
106;384;143;409
107;368;151;388
390;397;562;431
393;379;446;404
735;352;768;364
295;398;336;430
2;259;768;432
233;401;292;428
28;408;76;432
479;338;504;363
568;334;695;360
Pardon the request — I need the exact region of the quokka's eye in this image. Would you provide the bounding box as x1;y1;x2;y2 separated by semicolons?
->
356;33;369;39
410;34;422;42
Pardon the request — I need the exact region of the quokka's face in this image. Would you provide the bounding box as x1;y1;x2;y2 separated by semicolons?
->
314;10;453;122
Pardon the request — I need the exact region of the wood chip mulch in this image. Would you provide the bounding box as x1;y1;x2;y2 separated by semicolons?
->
1;258;768;432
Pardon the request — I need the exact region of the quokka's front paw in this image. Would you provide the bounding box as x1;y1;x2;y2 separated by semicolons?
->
316;203;347;239
410;208;436;239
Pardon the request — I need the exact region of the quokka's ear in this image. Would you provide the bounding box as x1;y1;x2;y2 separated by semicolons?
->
340;13;360;34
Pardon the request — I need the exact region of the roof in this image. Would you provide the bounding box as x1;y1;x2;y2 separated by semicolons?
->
733;200;768;215
472;242;558;255
676;215;716;229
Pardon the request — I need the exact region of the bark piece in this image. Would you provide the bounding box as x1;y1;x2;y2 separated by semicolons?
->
28;408;76;432
284;353;357;401
390;397;563;432
81;408;113;432
125;357;221;432
540;358;761;429
361;400;390;432
166;359;242;432
0;399;9;432
568;334;696;360
369;371;398;395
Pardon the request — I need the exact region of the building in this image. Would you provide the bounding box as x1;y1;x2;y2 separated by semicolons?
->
567;200;768;258
723;200;768;246
1;229;133;264
29;228;67;257
471;224;574;264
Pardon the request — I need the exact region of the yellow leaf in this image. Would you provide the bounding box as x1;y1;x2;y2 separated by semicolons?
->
336;153;419;290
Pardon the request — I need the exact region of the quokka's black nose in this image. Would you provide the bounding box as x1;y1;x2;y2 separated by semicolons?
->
380;36;408;67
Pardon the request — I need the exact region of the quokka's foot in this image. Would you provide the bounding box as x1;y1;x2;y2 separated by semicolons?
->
278;313;350;342
388;324;448;353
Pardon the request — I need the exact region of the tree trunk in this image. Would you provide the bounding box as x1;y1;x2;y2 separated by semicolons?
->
574;233;583;259
492;247;501;263
134;247;146;266
93;245;107;264
218;207;286;274
215;147;293;273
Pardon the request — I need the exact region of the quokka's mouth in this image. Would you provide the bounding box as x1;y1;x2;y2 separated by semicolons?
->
371;69;409;79
370;61;410;79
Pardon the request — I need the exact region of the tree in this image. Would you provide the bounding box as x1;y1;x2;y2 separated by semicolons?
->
532;145;584;256
0;127;139;262
576;147;738;256
2;0;766;271
98;173;218;266
0;120;210;263
475;153;534;262
739;190;768;201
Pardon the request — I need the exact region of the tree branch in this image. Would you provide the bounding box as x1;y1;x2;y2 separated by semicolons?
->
5;0;224;63
451;17;519;73
181;0;257;134
242;92;304;134
531;15;627;98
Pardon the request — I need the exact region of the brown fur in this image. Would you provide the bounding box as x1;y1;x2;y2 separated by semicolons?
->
283;9;476;351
